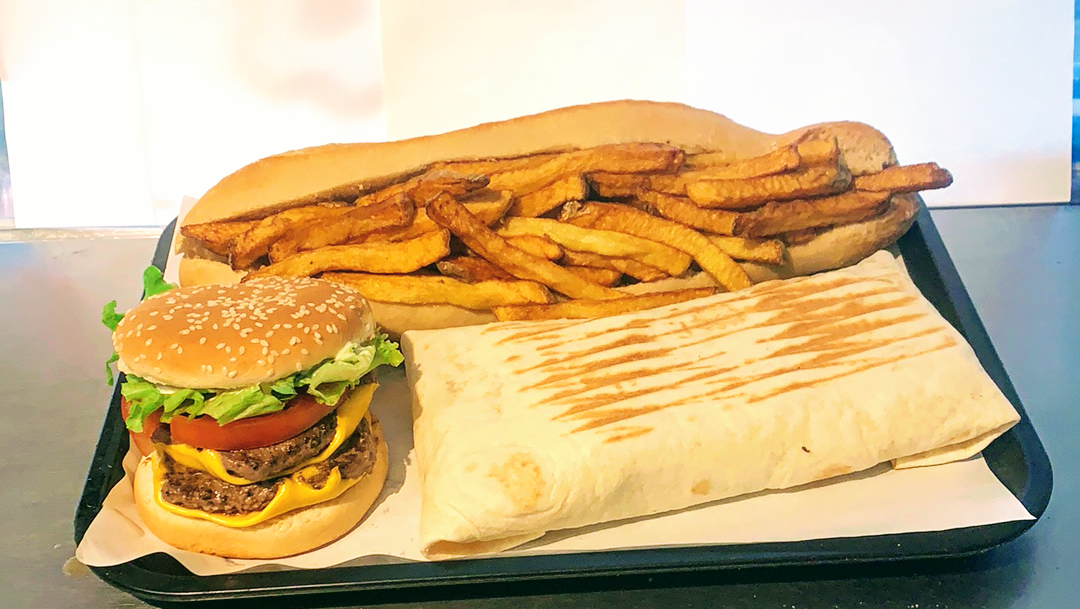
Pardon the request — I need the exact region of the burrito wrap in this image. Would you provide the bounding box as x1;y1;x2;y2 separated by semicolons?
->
402;252;1020;559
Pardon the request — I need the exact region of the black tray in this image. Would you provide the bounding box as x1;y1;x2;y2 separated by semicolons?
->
74;203;1052;605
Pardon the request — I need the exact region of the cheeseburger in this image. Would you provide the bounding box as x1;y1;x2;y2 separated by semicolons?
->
111;276;402;559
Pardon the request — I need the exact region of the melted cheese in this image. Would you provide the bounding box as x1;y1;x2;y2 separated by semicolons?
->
150;438;362;527
159;383;376;486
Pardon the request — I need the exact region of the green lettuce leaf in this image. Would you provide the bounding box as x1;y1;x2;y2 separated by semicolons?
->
103;266;178;385
119;334;404;432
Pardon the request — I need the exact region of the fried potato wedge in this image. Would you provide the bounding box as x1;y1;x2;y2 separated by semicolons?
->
706;235;786;265
562;202;752;291
650;147;801;195
732;191;890;237
268;193;415;262
484;143;683;195
493;287;718;321
436;256;516;282
367;190;513;243
357;169;489;208
244;229;450;279
320;272;552;308
586;172;648;199
497;216;691;276
687;164;852;210
503;234;563;260
508;175;587;217
180;220;259;257
426;194;622;300
852;162;953;193
793;137;840;168
230;205;353;269
563;265;623;287
560;250;669;283
640;190;738;235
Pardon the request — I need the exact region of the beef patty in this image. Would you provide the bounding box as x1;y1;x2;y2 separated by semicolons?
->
160;417;378;516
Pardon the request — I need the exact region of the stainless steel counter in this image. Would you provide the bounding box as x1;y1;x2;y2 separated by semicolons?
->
2;206;1076;608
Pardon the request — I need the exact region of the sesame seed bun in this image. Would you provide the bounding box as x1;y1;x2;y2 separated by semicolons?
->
113;277;376;388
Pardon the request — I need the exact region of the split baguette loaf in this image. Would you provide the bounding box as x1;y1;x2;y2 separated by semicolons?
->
174;100;919;335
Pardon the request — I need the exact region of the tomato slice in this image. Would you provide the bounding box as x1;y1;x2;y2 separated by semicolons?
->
169;393;336;451
120;397;162;457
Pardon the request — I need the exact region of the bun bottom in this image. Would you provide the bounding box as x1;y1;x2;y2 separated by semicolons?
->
134;416;389;559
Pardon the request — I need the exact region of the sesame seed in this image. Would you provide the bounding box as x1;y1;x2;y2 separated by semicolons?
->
228;370;238;378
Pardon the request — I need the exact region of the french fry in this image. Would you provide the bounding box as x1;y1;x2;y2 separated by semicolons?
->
493;287;719;321
485;143;683;195
497;216;691;276
355;169;490;208
732;191;891;237
431;151;563;176
436;256;516;282
230;205;353;269
776;227;825;245
686;164;852;210
180;220;259;256
268;193;415;262
639;190;738;235
586;172;648;199
706;235;786;265
561;202;753;291
852;162;953;193
793;138;840;167
320;272;553;308
650;147;801;195
503;234;563;260
682;150;740;169
366;190;513;243
508;175;588;217
560;250;669;283
563;265;623;287
244;229;450;280
426;194;623;300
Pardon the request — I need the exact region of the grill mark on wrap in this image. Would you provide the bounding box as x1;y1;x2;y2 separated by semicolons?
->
502;274;955;440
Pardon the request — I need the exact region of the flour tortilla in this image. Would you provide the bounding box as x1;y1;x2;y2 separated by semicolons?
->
402;252;1019;559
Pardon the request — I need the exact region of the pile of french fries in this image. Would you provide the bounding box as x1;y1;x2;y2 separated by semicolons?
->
181;139;951;321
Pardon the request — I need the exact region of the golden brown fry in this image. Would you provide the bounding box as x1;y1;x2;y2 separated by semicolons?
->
230;205;353;269
508;174;587;217
706;235;786;265
776;227;825;245
268;193;415;262
320;272;552;308
562;202;752;291
732;191;891;238
503;234;563;260
651;147;802;195
432;151;563;176
486;143;684;195
794;138;840;167
493;287;719;321
560;250;669;283
497;216;691;276
586;172;648;198
682;150;740;169
426;194;623;300
852;162;953;193
244;229;450;280
686;164;852;210
640;190;738;235
355;169;489;208
365;191;513;243
436;256;516;282
562;265;623;287
180;220;259;257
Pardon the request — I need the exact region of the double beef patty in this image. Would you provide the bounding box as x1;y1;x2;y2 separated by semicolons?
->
160;416;378;516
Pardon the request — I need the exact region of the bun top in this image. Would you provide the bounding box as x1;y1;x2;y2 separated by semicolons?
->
114;277;375;388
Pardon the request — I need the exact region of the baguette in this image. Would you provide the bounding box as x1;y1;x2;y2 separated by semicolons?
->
175;100;919;335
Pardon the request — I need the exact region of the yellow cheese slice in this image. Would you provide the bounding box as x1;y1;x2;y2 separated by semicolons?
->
159;383;376;486
150;437;363;527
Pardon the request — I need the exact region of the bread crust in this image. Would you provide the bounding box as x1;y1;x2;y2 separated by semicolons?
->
133;415;389;559
174;100;915;335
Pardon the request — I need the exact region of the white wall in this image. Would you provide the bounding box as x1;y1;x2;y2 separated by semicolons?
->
0;0;1073;227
